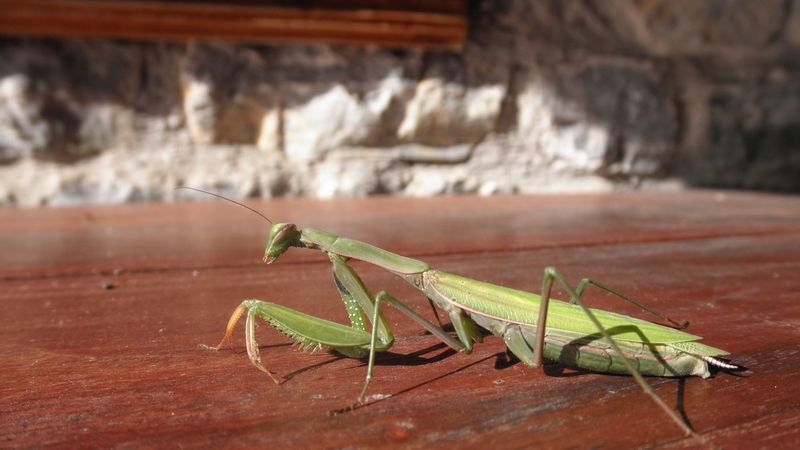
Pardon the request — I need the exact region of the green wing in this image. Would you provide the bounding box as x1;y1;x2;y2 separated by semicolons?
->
427;271;702;344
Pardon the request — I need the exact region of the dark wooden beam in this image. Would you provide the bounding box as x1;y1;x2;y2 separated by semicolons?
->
0;0;468;48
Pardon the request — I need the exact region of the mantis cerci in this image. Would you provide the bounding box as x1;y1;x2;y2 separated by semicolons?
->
182;188;739;440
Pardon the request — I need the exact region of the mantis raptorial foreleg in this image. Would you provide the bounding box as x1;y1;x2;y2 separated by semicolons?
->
205;256;393;383
208;299;375;380
330;254;467;406
210;255;466;404
574;278;689;329
244;304;280;384
329;255;466;355
534;267;698;438
328;254;392;352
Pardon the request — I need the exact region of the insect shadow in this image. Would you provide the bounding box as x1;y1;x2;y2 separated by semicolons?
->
368;342;459;367
360;353;503;408
283;341;458;382
283;354;348;382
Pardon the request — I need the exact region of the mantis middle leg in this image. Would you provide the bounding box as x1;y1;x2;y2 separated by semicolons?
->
354;290;466;406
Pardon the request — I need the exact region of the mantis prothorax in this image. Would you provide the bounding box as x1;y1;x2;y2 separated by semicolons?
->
181;188;739;440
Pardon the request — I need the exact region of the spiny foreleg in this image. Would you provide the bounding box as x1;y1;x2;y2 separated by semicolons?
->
204;299;377;384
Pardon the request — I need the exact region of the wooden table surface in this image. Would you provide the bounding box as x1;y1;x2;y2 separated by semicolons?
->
2;191;799;448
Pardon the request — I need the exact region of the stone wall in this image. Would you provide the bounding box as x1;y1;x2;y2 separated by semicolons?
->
1;0;799;206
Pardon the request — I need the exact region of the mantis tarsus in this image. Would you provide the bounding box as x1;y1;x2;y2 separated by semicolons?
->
183;188;739;440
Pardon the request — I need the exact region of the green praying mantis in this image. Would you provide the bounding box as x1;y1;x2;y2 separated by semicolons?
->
183;188;739;439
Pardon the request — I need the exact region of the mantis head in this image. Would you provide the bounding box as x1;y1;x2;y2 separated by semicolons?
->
264;223;301;263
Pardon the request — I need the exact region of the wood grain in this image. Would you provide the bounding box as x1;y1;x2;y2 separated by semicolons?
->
0;0;468;48
1;191;799;448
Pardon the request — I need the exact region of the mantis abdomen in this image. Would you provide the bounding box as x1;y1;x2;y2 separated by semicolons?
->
423;270;730;378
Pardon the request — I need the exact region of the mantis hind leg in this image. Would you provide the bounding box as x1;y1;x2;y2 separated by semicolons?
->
574;278;689;329
533;267;699;439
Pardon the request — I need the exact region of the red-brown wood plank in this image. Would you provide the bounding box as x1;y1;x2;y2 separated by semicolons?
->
1;191;797;279
1;192;799;448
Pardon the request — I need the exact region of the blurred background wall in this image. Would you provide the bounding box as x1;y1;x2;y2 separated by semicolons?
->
1;0;799;206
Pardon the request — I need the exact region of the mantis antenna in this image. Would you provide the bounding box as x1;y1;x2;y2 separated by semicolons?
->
176;186;273;224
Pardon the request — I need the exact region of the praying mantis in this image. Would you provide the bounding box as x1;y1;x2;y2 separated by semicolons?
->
184;188;739;439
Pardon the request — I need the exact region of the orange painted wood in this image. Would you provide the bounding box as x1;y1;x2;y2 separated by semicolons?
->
0;0;468;48
2;192;799;447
